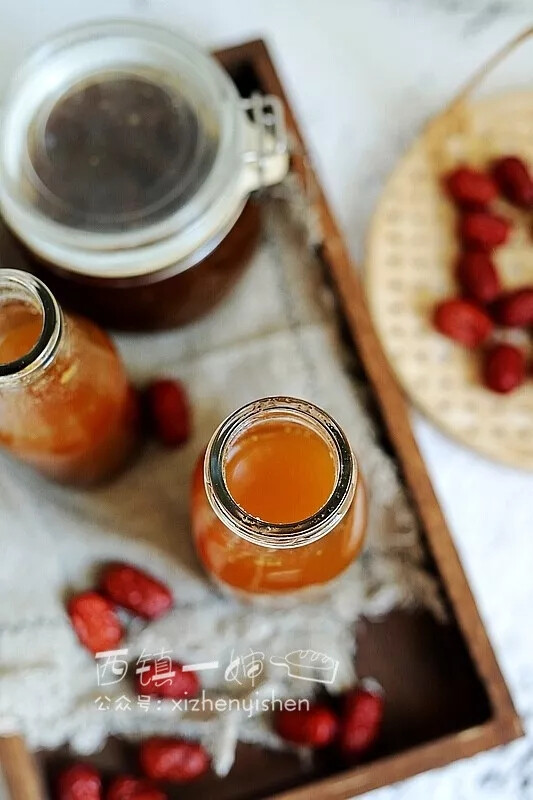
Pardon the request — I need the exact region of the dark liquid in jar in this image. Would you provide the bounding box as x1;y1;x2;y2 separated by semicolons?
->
28;75;218;231
0;202;261;331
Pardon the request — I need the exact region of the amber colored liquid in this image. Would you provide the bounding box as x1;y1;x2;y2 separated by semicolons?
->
0;302;138;484
191;420;367;597
0;305;42;362
225;421;336;524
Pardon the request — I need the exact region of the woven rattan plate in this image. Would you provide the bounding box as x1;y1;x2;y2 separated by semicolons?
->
366;88;533;470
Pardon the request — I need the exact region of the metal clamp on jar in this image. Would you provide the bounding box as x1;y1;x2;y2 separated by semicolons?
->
0;21;289;330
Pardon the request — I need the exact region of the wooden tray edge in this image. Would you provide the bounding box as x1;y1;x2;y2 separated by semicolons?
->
0;736;45;800
260;720;515;800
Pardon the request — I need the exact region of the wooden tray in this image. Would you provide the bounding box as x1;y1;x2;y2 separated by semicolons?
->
0;38;522;800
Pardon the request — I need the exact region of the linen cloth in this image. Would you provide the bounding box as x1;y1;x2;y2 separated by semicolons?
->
0;196;441;775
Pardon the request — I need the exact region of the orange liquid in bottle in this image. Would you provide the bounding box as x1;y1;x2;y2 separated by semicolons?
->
0;302;138;484
192;419;367;597
0;304;42;363
225;420;336;524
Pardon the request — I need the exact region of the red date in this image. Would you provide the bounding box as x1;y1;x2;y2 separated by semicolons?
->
339;684;384;759
67;592;123;655
134;660;199;699
56;764;102;800
492;156;533;208
483;344;526;394
144;379;191;447
456;251;501;305
444;166;497;208
433;298;493;348
459;211;511;250
101;563;173;620
492;287;533;327
139;738;210;783
107;777;166;800
275;704;338;748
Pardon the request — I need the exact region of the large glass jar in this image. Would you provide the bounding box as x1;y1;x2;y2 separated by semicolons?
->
0;22;288;331
0;269;138;484
191;397;367;602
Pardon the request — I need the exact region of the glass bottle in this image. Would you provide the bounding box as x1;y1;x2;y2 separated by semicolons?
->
0;269;138;484
191;396;367;602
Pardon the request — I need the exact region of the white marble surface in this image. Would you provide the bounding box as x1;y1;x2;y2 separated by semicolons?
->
1;1;532;798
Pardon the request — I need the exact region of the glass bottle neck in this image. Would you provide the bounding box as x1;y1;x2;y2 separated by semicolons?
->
204;396;356;549
0;269;63;387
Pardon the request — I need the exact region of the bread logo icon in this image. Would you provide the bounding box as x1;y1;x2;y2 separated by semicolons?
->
270;650;339;684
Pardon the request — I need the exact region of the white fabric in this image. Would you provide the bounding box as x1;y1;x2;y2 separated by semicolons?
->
0;198;441;776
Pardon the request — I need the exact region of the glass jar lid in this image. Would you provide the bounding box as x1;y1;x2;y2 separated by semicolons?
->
27;71;218;233
0;21;288;278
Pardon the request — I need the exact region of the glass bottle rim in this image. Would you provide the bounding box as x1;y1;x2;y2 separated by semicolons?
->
0;269;63;384
204;396;357;550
